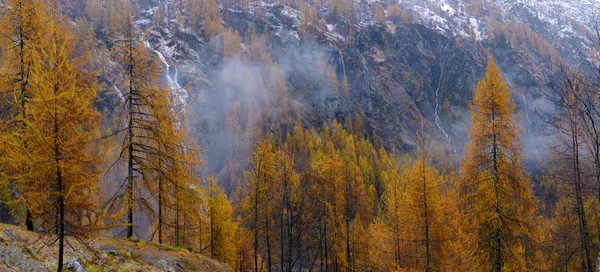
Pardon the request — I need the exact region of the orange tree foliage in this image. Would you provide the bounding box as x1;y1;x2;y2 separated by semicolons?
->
373;3;386;25
185;0;223;39
2;8;107;271
0;0;48;229
235;120;405;271
207;176;238;267
231;118;470;271
240;138;277;272
149;76;203;248
398;145;461;271
459;58;536;271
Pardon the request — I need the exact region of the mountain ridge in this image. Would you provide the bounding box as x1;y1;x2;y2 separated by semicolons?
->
129;0;575;180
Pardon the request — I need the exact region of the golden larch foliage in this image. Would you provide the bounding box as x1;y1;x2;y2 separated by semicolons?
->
459;58;536;271
5;10;106;271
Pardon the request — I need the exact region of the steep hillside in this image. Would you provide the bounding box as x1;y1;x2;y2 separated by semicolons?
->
116;0;591;194
0;223;231;271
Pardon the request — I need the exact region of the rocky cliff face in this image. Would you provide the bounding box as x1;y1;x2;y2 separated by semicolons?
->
125;0;594;192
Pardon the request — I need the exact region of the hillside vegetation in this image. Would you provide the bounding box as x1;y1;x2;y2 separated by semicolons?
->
0;223;231;271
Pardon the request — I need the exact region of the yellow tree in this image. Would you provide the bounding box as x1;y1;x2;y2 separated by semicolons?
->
149;82;203;246
543;198;581;271
0;0;48;231
6;12;105;272
170;166;203;248
307;124;360;271
273;145;300;272
207;176;238;267
340;133;370;271
241;138;277;272
459;58;536;271
380;147;404;270
373;3;386;25
105;18;173;239
399;136;457;271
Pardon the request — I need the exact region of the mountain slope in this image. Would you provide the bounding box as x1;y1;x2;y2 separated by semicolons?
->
0;223;231;271
114;0;598;193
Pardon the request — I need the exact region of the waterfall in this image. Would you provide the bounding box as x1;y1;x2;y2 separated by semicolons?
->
434;39;456;154
359;53;368;85
356;32;372;112
114;86;125;103
521;95;533;138
143;41;188;126
521;94;538;156
338;50;346;77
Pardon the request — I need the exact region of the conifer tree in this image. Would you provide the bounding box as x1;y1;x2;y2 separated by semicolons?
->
274;146;300;272
459;58;536;271
543;67;599;271
106;18;169;239
380;147;404;270
241;139;277;272
0;0;48;231
6;10;105;271
399;135;457;271
150;81;203;246
207;176;238;267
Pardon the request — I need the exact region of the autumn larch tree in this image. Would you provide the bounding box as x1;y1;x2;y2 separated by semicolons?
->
399;134;459;271
0;0;48;231
542;66;599;271
241;138;277;272
273;144;300;272
6;10;106;271
148;78;203;247
207;176;238;267
459;58;536;271
105;17;167;239
380;147;404;270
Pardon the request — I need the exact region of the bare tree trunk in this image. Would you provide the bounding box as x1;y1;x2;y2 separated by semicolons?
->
54;85;65;271
158;160;163;244
253;170;260;272
571;124;593;272
324;222;328;272
421;156;430;270
266;212;272;272
17;3;33;232
126;34;135;239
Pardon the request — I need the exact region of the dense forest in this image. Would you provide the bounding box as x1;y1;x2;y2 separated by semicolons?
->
1;0;600;271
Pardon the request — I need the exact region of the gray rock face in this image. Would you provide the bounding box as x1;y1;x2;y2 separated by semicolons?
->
0;229;47;272
65;258;86;272
155;259;175;272
130;1;563;194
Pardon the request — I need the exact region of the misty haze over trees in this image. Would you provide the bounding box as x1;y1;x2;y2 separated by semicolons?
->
0;0;600;271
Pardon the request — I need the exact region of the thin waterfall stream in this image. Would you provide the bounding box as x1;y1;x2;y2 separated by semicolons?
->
434;39;456;154
143;40;189;126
